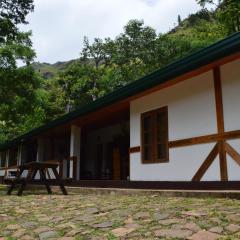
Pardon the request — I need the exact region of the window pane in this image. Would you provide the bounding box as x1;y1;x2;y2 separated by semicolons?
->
144;132;151;144
144;146;151;161
0;152;6;167
157;144;166;159
157;112;166;131
9;149;18;166
143;116;151;131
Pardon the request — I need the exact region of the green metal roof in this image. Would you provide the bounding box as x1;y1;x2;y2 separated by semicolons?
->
1;32;240;151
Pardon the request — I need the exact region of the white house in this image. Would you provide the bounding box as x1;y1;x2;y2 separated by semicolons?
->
1;33;240;189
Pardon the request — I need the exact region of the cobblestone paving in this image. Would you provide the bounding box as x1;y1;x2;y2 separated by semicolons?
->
1;186;240;239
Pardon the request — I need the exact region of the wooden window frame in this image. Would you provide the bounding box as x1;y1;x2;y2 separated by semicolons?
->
141;106;169;164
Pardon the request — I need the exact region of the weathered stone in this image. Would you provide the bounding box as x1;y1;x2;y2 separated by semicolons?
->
153;213;169;220
93;221;113;228
77;214;95;223
20;236;34;240
209;226;223;234
91;237;106;240
86;208;99;214
159;218;184;225
34;226;52;234
65;229;82;237
6;224;21;230
154;229;192;238
134;211;150;220
225;224;240;233
184;222;201;232
39;231;59;240
22;221;38;229
12;229;26;238
227;214;240;222
125;223;139;229
183;211;207;217
111;227;135;237
58;237;75;240
188;230;221;240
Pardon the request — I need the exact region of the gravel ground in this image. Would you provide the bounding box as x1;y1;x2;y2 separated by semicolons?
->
0;185;240;239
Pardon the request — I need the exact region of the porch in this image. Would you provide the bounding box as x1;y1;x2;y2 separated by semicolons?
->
0;101;130;183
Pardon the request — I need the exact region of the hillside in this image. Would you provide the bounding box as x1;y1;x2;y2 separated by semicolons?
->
32;59;79;79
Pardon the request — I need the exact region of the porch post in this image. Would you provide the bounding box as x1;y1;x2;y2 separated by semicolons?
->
17;145;22;166
36;139;44;162
70;125;81;181
6;150;9;168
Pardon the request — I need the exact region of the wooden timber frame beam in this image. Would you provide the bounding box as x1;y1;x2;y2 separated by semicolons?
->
213;66;228;181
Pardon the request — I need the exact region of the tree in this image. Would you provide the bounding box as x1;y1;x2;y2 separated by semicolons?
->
196;0;240;33
0;0;43;143
81;37;109;69
178;15;182;26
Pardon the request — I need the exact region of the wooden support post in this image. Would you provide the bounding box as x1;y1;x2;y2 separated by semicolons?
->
213;67;228;181
192;144;219;181
70;125;81;181
225;142;240;166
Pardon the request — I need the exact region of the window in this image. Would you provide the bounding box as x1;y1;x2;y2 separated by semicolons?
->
9;148;18;167
0;152;6;168
141;106;169;163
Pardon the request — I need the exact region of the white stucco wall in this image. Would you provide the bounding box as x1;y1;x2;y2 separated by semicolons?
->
130;60;240;181
221;59;240;181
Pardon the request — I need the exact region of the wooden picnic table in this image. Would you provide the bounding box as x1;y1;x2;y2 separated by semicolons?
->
7;161;68;196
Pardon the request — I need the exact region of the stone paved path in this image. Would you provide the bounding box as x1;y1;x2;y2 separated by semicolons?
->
1;186;240;239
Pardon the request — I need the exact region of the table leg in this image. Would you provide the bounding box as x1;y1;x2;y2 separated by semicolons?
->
7;168;24;195
17;168;33;196
52;167;68;195
39;169;52;194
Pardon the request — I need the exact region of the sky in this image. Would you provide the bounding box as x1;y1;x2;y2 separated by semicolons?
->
21;0;202;64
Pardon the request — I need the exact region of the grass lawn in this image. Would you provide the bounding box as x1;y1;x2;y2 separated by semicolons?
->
0;185;240;239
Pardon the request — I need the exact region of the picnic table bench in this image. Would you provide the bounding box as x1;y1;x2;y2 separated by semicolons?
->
7;161;68;196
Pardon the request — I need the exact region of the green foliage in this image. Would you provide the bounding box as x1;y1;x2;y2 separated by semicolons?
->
196;0;240;33
0;0;45;143
0;2;235;144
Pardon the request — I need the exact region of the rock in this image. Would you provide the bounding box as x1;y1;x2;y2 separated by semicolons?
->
22;221;38;229
225;224;240;233
39;216;53;222
125;223;139;229
153;213;169;220
39;231;59;240
77;214;95;223
111;227;135;237
58;238;75;240
34;226;52;234
51;216;64;223
184;222;201;232
187;230;221;240
154;229;192;238
12;229;26;238
65;229;82;237
159;218;183;225
124;217;133;224
227;214;240;222
183;211;207;217
93;221;113;228
15;208;28;214
209;226;223;234
134;212;150;220
20;236;34;240
86;208;99;214
6;224;21;230
91;237;106;240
